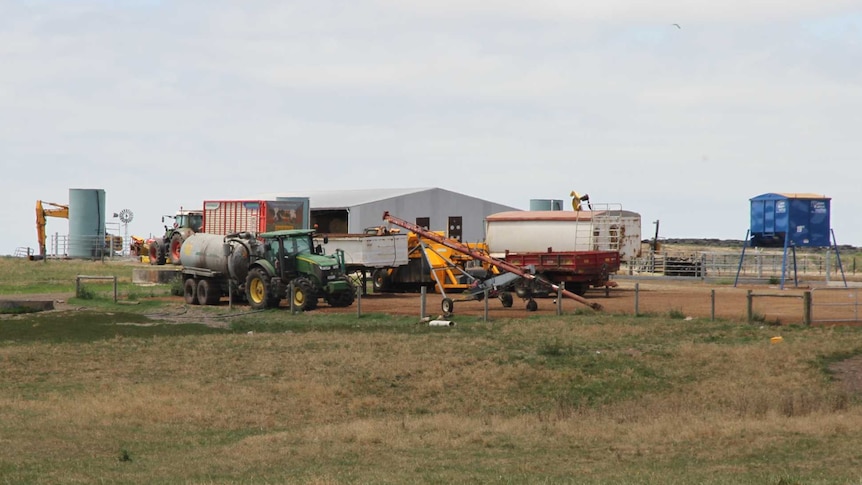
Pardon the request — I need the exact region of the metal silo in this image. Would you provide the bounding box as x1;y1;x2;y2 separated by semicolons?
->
68;188;106;259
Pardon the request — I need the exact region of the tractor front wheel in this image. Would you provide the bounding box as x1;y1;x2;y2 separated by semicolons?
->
291;277;318;311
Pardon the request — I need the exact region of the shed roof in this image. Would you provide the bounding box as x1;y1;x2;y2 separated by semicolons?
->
254;188;435;209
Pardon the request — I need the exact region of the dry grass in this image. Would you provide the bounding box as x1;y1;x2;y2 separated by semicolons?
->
3;314;862;484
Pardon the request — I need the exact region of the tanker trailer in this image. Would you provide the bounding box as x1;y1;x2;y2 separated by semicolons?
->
179;232;261;306
180;229;356;311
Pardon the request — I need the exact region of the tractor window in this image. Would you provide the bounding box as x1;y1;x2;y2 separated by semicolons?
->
189;214;203;232
294;237;312;254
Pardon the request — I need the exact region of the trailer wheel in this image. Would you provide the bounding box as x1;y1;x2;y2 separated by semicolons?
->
372;269;391;292
183;278;198;305
197;279;220;305
564;281;588;296
441;297;454;315
246;268;273;310
292;277;318;311
526;299;538;312
169;233;184;265
499;292;513;308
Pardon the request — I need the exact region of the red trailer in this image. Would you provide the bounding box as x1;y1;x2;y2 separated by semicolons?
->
502;250;619;297
202;199;310;235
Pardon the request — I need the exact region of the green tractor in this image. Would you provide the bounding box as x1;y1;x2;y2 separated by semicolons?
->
181;229;356;310
244;229;356;311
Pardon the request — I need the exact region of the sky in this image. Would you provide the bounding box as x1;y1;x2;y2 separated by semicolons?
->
2;0;861;256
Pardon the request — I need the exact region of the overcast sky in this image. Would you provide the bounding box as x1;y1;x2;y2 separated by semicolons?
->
2;0;861;256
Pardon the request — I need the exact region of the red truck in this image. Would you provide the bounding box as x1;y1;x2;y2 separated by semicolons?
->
202;198;310;235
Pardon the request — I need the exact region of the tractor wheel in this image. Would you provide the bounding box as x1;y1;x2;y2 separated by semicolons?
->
245;268;275;310
169;233;184;265
183;278;199;305
149;240;166;266
291;277;318;311
326;278;356;307
526;299;538;312
441;297;454;315
197;279;220;305
498;292;514;308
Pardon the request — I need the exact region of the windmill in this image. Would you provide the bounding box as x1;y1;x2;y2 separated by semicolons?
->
116;209;134;256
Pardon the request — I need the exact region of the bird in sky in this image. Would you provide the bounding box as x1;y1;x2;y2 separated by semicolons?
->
672;23;681;29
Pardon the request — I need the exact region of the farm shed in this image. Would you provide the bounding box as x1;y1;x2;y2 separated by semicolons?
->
255;188;521;243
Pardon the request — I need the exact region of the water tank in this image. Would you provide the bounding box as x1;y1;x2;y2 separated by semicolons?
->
68;188;106;259
749;193;831;248
529;199;563;211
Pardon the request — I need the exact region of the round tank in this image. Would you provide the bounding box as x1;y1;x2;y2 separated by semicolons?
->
529;199;563;211
68;188;106;259
180;233;255;282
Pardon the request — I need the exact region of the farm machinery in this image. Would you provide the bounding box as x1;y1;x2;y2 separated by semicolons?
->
381;211;605;314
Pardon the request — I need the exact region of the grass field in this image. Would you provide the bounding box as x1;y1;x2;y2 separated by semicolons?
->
2;257;862;484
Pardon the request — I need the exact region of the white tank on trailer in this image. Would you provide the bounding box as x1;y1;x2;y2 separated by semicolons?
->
484;208;642;261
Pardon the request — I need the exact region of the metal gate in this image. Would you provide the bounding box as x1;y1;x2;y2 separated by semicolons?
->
811;287;861;324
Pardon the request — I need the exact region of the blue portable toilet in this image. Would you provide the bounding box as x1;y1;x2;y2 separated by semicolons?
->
736;192;845;288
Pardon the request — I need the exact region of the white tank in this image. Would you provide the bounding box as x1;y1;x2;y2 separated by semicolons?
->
180;233;258;282
485;208;642;261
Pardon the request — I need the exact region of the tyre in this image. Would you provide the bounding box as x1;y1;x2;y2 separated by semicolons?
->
245;268;275;310
197;279;220;305
564;281;589;296
441;297;454;315
149;240;166;266
498;292;514;308
326;278;355;307
169;233;184;265
372;269;391;293
291;277;318;311
526;299;538;312
183;278;198;305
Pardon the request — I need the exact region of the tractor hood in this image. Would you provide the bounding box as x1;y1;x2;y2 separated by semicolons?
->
298;253;340;270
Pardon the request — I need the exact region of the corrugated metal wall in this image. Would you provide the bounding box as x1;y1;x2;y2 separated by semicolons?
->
347;188;520;242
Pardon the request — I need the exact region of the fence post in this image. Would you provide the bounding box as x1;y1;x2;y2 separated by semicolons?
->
747;290;753;323
556;285;563;316
634;283;640;317
483;288;489;323
803;291;811;326
710;289;715;321
420;286;427;320
289;282;296;315
113;276;117;303
76;276;81;298
356;285;362;318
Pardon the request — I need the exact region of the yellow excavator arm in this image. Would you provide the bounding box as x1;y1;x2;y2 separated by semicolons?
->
36;200;69;259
